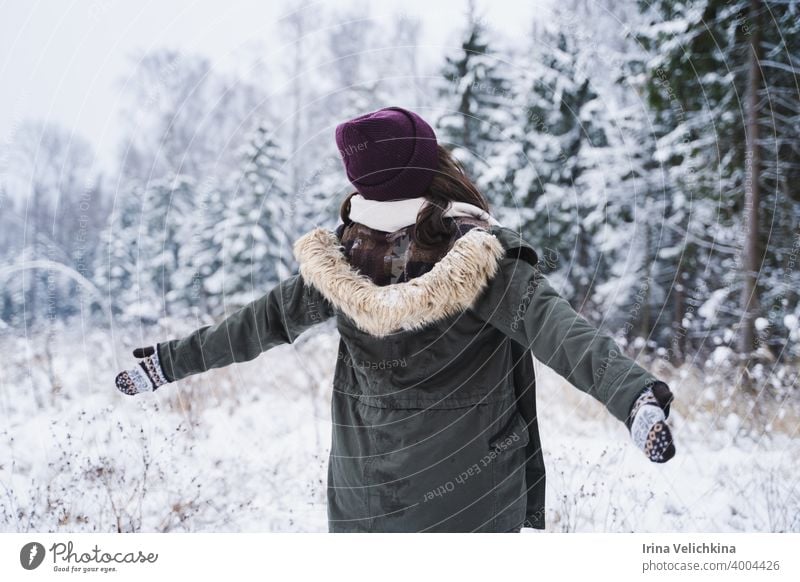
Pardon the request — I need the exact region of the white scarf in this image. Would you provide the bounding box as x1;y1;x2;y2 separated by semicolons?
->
348;194;502;233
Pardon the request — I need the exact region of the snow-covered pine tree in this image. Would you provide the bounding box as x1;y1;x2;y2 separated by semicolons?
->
212;125;294;308
752;2;800;361
636;0;800;362
170;175;228;318
632;0;727;363
138;175;196;322
508;16;614;312
579;0;696;354
94;179;172;325
435;0;515;184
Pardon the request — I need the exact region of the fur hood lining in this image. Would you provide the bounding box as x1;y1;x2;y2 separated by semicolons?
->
293;227;506;337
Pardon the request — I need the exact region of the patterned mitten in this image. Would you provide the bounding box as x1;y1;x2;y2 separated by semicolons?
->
115;345;171;395
626;381;676;463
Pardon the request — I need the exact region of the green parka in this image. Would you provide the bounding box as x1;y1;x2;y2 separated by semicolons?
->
156;225;661;532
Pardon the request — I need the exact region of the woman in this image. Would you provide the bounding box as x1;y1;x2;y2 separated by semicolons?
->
115;106;676;533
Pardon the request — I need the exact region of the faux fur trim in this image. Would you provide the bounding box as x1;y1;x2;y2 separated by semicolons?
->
293;227;506;337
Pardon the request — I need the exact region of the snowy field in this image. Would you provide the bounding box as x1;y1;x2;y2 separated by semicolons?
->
1;324;798;533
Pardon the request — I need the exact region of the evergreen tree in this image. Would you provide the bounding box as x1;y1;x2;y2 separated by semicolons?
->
95;175;194;324
753;2;800;360
214;126;294;307
636;0;800;362
170;175;227;318
509;18;614;312
436;0;515;182
95;182;158;324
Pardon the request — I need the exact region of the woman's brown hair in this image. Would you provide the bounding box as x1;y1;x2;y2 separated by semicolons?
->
339;144;491;249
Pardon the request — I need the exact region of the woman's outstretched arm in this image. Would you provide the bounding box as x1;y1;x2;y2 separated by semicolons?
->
115;273;335;393
472;244;675;462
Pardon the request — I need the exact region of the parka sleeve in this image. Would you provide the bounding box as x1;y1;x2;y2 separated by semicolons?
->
157;273;336;382
473;252;660;423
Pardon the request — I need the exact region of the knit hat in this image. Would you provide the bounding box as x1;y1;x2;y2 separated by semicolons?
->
335;106;439;201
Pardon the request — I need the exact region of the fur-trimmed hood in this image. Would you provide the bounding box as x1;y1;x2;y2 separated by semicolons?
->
292;227;506;337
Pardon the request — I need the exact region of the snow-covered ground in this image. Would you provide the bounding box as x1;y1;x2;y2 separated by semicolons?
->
1;325;798;532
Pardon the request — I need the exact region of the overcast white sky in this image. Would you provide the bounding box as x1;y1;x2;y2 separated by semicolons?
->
0;0;541;172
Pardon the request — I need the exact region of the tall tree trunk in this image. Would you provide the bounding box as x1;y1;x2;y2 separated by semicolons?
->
640;223;652;342
738;0;762;355
286;9;306;241
27;186;43;328
671;269;685;366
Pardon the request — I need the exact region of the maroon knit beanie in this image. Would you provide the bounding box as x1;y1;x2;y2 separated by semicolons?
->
334;106;439;201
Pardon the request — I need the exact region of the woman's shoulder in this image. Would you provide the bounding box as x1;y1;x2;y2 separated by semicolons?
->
485;225;539;268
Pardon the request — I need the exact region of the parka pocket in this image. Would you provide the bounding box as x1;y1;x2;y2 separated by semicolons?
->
351;391;492;410
488;408;530;452
487;407;530;530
